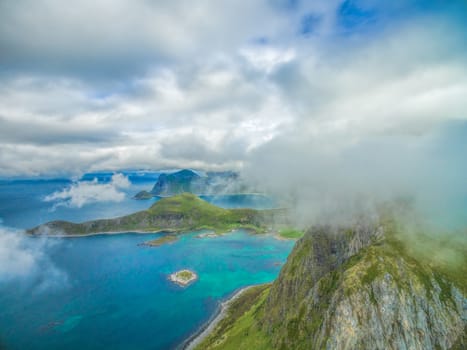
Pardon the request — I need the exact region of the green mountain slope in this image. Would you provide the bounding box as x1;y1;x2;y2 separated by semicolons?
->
28;193;285;236
196;221;467;350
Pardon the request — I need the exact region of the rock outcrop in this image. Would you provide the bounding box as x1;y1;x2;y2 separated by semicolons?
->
195;220;467;350
262;225;466;350
135;169;243;199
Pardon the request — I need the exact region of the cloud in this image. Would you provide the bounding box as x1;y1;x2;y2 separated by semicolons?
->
244;119;467;228
0;0;300;79
238;17;467;227
0;226;67;291
0;0;466;232
0;53;295;176
44;173;131;208
0;15;465;180
240;46;296;74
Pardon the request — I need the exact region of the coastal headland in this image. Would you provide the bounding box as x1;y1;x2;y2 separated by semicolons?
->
28;193;288;238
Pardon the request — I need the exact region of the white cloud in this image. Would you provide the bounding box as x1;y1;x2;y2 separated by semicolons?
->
240;46;296;74
0;226;67;290
0;1;465;181
44;173;131;208
0;0;294;78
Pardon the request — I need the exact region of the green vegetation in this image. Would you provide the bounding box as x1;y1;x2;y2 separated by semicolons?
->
142;234;178;246
196;216;467;349
176;270;194;281
377;208;467;294
29;193;286;237
134;190;153;199
393;230;467;294
195;285;272;350
278;227;304;239
340;242;434;300
169;269;198;286
150;169;201;196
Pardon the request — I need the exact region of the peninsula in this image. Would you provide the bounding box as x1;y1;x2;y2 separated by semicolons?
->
28;193;286;236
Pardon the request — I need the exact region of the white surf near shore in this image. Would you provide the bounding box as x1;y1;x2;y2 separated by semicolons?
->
182;285;257;350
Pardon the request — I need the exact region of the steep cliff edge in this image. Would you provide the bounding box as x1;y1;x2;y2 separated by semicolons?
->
195;221;467;350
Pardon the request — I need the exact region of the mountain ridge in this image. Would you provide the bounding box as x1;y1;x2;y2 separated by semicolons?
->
28;193;286;236
194;218;467;349
134;169;243;199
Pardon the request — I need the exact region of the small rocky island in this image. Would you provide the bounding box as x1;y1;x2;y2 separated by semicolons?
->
169;269;198;287
140;235;178;247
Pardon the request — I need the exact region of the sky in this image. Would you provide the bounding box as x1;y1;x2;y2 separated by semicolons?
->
1;0;467;220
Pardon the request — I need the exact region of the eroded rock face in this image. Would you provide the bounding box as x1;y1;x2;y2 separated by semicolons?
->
260;224;466;350
316;257;466;350
151;169;202;196
134;169;243;198
262;223;383;332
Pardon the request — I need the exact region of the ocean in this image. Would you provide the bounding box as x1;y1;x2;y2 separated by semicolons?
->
0;173;293;349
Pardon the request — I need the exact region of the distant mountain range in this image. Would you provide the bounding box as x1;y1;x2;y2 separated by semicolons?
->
134;169;246;199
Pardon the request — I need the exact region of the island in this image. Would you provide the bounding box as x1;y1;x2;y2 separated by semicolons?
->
139;235;178;247
169;269;198;287
28;193;288;238
134;169;245;199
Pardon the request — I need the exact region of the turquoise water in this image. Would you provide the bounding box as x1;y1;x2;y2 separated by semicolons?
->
0;179;276;229
0;177;294;349
0;230;293;349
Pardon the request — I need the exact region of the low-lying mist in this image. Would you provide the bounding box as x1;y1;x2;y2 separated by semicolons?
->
0;225;67;292
241;119;467;287
243;120;467;232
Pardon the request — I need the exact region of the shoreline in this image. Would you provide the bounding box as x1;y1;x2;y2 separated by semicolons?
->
26;229;174;238
180;284;257;350
169;269;198;287
26;227;268;239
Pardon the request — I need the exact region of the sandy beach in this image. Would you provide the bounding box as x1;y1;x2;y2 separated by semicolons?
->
181;285;257;350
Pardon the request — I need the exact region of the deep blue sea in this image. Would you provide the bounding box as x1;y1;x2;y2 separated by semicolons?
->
0;173;293;350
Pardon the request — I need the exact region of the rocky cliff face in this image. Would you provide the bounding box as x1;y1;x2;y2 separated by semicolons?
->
135;169;245;199
196;220;467;350
150;169;202;196
262;225;466;350
263;223;383;331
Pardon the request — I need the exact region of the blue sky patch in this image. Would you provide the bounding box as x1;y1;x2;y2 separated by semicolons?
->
299;13;322;36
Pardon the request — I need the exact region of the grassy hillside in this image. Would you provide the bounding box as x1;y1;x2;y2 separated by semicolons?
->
277;227;304;239
194;284;271;350
28;193;284;236
196;221;467;350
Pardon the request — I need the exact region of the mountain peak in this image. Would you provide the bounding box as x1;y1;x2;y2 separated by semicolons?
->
195;223;467;350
